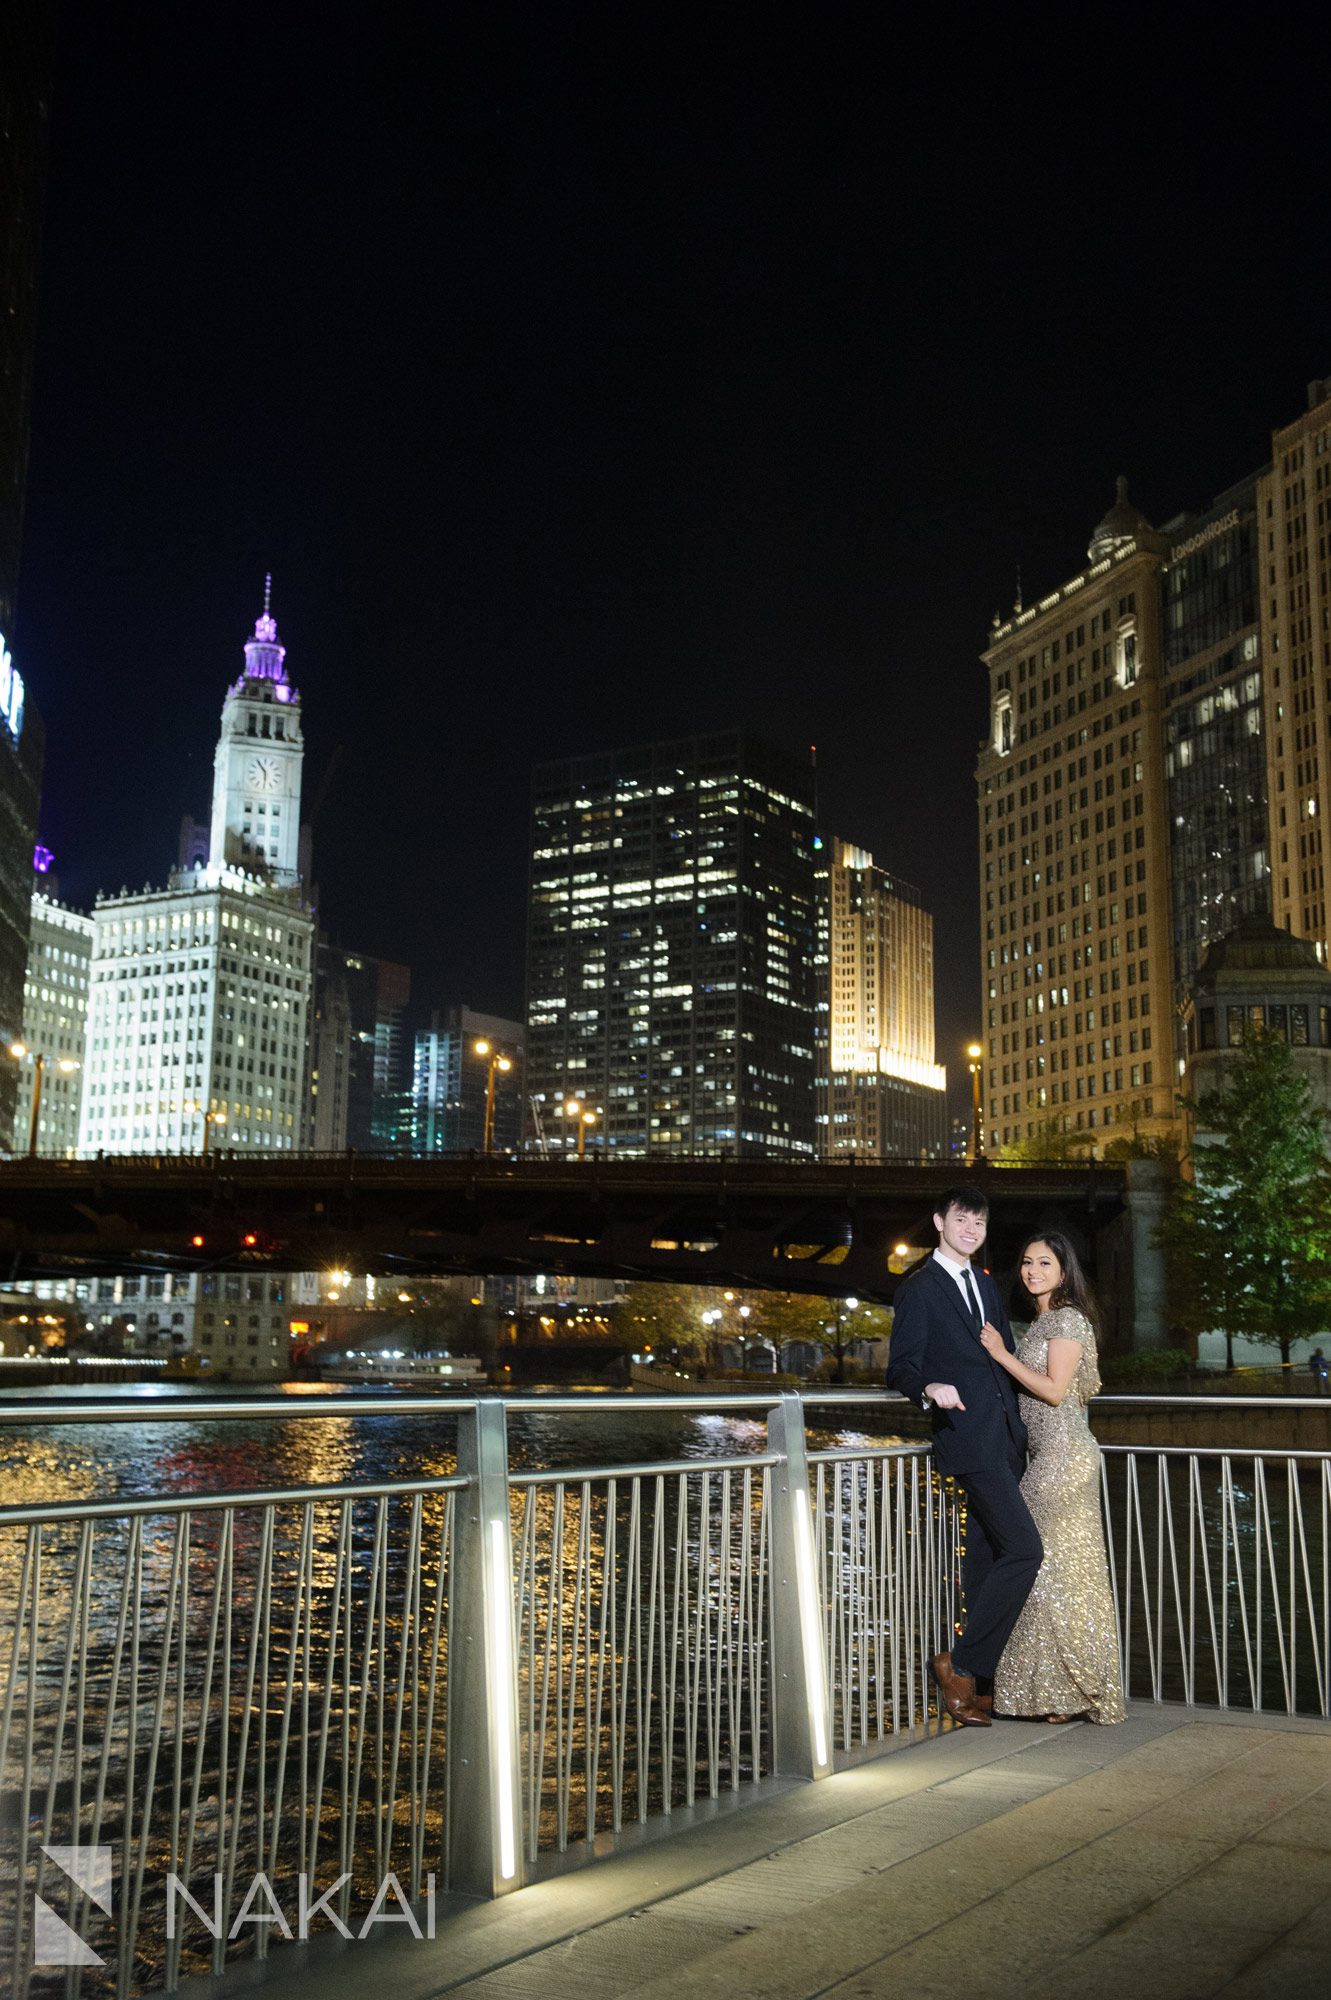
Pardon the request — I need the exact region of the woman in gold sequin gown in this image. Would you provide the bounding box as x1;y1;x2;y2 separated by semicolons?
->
980;1233;1126;1724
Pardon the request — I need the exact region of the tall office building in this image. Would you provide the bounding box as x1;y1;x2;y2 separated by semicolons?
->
1261;378;1331;958
0;1;54;1146
306;943;412;1151
12;888;93;1155
1159;477;1270;1094
77;591;315;1159
815;837;946;1159
0;640;43;1144
412;1006;524;1154
526;732;818;1157
978;483;1175;1153
1161;477;1268;992
978;378;1331;1157
369;956;412;1147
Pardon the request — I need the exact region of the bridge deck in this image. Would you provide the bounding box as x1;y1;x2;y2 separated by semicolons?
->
190;1704;1331;2000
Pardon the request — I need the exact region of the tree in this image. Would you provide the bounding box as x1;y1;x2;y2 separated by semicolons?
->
1160;1025;1331;1368
751;1292;892;1380
616;1283;890;1377
992;1119;1098;1165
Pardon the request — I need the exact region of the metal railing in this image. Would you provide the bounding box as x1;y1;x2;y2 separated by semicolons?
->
0;1392;1328;1998
1103;1443;1331;1716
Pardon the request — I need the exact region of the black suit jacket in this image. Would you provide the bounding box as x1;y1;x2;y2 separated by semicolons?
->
885;1256;1027;1475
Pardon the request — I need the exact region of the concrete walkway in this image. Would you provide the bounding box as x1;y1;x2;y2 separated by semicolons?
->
209;1706;1331;2000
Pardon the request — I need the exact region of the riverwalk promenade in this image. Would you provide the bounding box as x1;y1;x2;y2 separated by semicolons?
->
191;1703;1331;2000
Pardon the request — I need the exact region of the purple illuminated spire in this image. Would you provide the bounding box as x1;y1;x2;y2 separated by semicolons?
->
243;573;288;683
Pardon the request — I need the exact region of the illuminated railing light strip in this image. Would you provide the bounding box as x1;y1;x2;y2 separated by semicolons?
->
488;1515;518;1882
793;1499;829;1770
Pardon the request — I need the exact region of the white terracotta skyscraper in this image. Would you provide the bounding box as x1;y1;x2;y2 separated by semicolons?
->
208;576;305;886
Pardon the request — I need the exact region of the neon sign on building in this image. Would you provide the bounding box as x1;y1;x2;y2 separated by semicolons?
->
0;633;25;743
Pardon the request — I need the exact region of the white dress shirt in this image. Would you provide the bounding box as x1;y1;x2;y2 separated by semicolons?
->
932;1247;983;1323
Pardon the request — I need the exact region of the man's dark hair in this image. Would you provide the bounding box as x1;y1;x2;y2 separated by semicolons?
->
934;1184;989;1220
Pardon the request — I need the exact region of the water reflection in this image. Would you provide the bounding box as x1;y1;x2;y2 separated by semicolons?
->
0;1384;911;1506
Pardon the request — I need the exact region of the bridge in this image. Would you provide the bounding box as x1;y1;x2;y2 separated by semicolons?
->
0;1152;1143;1321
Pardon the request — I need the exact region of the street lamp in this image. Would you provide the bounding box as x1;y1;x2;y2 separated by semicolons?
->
474;1039;514;1155
967;1042;985;1163
200;1107;227;1157
8;1042;80;1157
563;1098;599;1160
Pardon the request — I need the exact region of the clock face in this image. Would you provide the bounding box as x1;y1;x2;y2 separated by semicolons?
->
244;755;282;794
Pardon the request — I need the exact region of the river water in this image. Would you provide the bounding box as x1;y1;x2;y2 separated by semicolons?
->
0;1380;911;1505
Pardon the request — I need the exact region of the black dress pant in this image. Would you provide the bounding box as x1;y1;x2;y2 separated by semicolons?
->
950;1448;1043;1680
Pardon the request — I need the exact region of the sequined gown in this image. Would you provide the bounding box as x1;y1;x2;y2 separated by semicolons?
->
994;1306;1126;1723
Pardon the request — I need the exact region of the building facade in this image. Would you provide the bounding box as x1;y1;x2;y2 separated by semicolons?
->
526;732;818;1157
70;591;315;1377
0;0;54;636
815;837;946;1159
11;888;93;1154
978;482;1175;1154
77;873;314;1156
412;1005;525;1154
1261;378;1331;959
306;944;412;1151
207;579;304;886
978;378;1331;1158
0;678;43;1144
1161;478;1268;992
0;4;53;1148
78;592;314;1162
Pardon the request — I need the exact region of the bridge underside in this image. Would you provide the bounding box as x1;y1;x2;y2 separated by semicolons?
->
0;1157;1129;1304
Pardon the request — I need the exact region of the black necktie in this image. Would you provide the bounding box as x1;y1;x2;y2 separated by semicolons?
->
963;1267;983;1329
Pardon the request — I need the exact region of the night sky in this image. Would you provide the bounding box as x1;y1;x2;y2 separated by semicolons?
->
15;7;1331;1120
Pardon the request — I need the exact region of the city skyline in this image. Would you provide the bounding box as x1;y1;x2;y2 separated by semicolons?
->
8;12;1331;1115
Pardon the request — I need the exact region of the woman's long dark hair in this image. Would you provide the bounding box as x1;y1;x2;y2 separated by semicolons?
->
1014;1230;1100;1335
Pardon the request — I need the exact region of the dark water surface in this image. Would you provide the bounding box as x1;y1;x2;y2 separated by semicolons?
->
0;1381;912;1507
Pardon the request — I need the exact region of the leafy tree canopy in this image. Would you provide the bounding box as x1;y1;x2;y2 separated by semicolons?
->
617;1282;890;1370
1160;1025;1331;1362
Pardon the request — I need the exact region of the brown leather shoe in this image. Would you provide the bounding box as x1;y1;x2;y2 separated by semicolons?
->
972;1692;995;1716
930;1650;992;1726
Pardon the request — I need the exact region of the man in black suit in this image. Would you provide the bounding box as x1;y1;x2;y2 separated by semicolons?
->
886;1185;1042;1726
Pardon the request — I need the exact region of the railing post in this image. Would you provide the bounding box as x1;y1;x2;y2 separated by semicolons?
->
767;1393;833;1780
449;1400;524;1896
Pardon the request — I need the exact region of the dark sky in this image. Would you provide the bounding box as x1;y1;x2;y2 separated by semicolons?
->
15;5;1331;1119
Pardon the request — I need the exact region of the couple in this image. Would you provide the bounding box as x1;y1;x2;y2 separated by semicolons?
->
886;1185;1125;1726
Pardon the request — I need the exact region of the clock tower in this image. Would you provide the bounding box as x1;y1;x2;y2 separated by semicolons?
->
209;578;304;885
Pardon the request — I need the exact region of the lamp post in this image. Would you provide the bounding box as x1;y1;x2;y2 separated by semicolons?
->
474;1039;514;1155
200;1107;227;1158
8;1042;80;1157
967;1042;985;1163
563;1098;599;1160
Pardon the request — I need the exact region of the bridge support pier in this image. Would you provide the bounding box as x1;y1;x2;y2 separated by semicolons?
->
1093;1157;1173;1353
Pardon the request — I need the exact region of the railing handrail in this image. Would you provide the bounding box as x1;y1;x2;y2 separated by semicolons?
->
1092;1393;1331;1407
2;1387;1330;1428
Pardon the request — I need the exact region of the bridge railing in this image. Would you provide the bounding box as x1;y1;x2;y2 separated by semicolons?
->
0;1392;1328;1998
